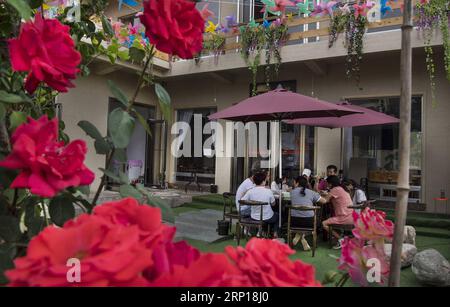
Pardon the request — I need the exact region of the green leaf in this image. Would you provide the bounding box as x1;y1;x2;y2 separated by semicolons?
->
99;168;122;183
6;0;32;20
107;80;129;107
27;0;43;9
136;184;174;223
49;196;75;227
108;108;135;149
101;14;114;37
117;49;130;61
129;47;146;63
0;103;5;121
77;185;90;197
119;184;143;199
155;83;172;122
113;148;127;163
9;111;27;131
0;196;8;216
0;243;16;284
94;139;111;155
0;90;25;104
78;120;103;140
0;216;21;242
133;109;152;137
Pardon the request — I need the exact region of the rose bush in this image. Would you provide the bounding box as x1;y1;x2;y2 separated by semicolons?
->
6;198;321;287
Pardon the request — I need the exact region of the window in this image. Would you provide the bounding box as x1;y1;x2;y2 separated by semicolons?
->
175;107;217;184
348;96;423;202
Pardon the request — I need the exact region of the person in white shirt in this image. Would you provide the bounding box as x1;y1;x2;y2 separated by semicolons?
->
241;171;279;237
235;175;255;217
270;175;288;195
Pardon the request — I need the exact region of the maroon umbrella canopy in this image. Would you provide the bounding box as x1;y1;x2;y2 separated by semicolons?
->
285;103;400;128
208;89;360;122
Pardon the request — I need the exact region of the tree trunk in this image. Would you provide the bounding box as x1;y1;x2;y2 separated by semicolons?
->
388;0;413;287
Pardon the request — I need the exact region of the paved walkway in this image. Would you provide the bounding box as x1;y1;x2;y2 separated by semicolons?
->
174;209;236;243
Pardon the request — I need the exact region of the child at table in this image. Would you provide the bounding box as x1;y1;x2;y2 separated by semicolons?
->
241;171;279;238
320;175;354;249
315;165;338;191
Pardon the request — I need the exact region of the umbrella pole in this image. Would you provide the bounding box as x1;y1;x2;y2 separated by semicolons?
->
279;121;282;229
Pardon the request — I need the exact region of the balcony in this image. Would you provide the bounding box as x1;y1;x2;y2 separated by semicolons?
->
162;0;444;78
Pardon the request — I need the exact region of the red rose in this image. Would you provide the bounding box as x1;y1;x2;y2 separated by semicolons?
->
6;215;153;286
139;0;205;59
91;197;176;248
8;13;81;93
0;116;94;197
225;239;322;287
149;253;246;287
77;198;198;281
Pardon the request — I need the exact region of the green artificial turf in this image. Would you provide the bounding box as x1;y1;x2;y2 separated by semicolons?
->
174;197;450;287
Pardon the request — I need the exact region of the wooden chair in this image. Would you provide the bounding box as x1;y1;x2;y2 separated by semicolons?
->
222;192;238;235
237;200;271;246
286;205;321;257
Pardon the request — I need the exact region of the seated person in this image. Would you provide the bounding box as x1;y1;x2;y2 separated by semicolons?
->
241;171;279;238
302;168;314;189
320;175;354;250
290;176;327;250
315;164;338;191
342;179;368;213
235;173;255;218
271;175;289;195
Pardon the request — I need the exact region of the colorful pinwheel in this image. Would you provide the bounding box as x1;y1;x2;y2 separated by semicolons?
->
205;21;218;34
353;1;375;18
200;3;215;21
296;0;313;15
311;1;337;17
380;0;392;16
261;0;296;17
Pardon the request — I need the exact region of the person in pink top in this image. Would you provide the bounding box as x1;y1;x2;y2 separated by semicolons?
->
320;175;354;249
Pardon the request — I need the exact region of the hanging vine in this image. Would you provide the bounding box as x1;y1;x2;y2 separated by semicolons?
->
416;0;450;103
240;24;265;96
264;22;289;90
329;8;368;89
203;33;226;64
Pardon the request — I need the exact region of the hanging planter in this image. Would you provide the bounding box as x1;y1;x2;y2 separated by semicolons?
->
416;0;450;103
264;20;289;90
203;32;226;64
328;7;368;89
240;23;265;96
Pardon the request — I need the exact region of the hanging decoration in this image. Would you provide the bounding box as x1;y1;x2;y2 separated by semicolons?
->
264;19;289;89
328;2;373;88
240;21;265;96
311;0;338;17
416;0;450;104
261;0;296;18
296;0;314;15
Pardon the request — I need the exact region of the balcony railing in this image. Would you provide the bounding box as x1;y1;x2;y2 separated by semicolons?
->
200;0;409;58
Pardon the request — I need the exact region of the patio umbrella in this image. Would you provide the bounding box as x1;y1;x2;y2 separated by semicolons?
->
208;89;360;228
285;102;400;170
285;102;400;128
